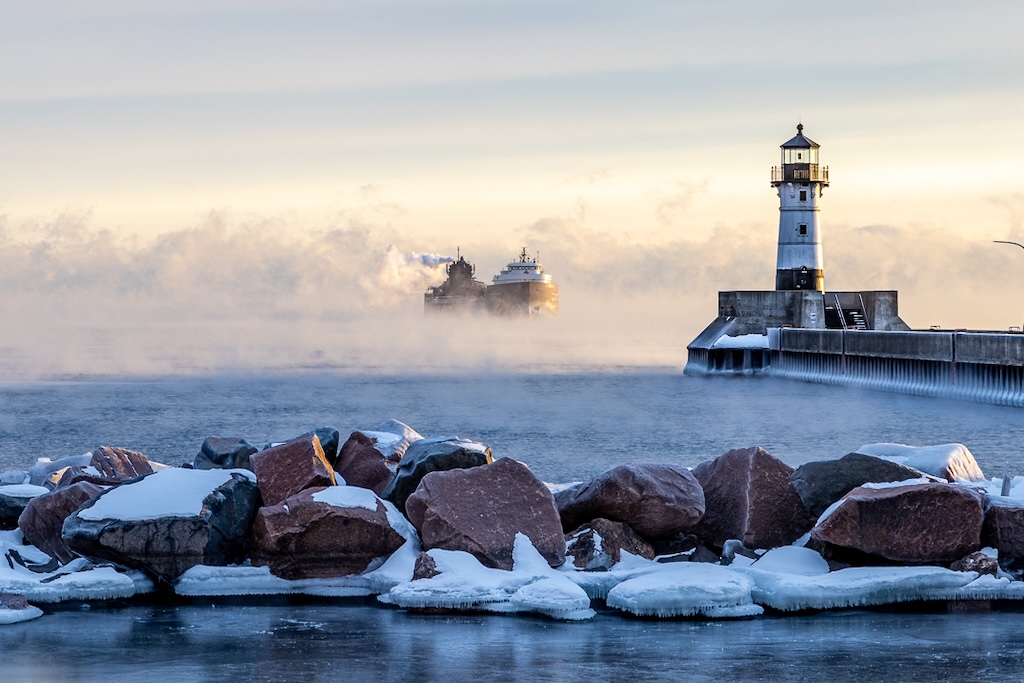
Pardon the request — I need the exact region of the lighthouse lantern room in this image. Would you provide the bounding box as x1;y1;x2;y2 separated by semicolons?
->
771;124;828;292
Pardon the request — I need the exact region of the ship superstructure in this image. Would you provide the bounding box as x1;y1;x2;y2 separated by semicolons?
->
484;248;558;317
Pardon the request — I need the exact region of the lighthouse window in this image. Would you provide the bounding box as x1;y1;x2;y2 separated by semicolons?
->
799;224;807;235
799;189;807;201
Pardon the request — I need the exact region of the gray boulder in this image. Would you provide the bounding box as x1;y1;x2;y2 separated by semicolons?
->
0;484;49;530
382;437;492;515
313;427;342;467
192;436;259;470
28;453;92;488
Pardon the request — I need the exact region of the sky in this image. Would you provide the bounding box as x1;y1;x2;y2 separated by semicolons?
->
2;1;1024;377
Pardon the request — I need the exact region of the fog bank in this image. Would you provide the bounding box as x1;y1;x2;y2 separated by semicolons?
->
1;208;1021;379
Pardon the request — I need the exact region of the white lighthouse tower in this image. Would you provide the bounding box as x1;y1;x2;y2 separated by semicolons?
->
772;124;828;292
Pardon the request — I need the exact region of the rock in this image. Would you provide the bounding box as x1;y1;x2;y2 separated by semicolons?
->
18;482;104;564
314;427;342;467
565;518;655;570
89;446;154;479
1;470;27;485
405;458;565;570
982;497;1024;570
811;483;984;564
382;436;492;515
0;593;30;610
193;437;259;470
0;484;49;530
791;452;937;519
54;446;156;489
62;469;260;582
251;486;412;580
554;463;705;541
249;434;336;507
648;531;699;557
950;551;999;576
856;443;985;482
28;454;92;488
373;419;424;463
334;431;395;495
413;552;440;580
692;447;815;551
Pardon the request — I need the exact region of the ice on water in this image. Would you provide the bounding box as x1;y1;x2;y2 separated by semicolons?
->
381;533;595;620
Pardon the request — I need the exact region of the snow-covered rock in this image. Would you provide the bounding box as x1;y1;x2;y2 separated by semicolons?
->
63;468;260;581
857;443;985;482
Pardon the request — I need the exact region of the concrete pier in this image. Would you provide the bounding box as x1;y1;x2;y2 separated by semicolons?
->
767;329;1024;407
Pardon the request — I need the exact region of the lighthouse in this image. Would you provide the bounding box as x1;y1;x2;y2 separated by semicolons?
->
772;124;828;292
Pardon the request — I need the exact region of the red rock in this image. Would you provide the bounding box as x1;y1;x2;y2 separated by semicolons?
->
692;447;814;550
950;551;999;576
251;486;408;579
811;483;984;564
565;518;655;570
405;458;565;570
249;434;336;507
18;482;104;564
554;464;705;541
0;593;30;610
53;446;155;489
90;446;154;479
334;432;394;495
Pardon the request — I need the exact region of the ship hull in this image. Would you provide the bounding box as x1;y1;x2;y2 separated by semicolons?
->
484;282;558;317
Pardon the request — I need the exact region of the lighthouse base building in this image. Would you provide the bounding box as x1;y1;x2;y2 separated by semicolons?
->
685;126;1024;407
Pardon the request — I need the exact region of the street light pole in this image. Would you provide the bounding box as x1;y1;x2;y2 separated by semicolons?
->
994;241;1024;331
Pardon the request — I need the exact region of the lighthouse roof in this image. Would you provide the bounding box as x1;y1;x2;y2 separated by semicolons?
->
780;123;819;149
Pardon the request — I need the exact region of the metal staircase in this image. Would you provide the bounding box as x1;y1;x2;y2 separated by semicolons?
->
824;294;868;330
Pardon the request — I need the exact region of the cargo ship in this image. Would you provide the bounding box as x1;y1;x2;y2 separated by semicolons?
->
423;247;558;317
685;125;1024;407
